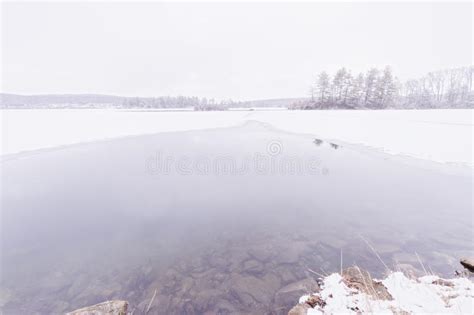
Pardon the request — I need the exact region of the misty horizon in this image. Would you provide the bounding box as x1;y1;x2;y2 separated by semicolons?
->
1;2;472;100
1;64;471;104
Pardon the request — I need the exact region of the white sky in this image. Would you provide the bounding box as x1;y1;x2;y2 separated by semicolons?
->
1;1;472;101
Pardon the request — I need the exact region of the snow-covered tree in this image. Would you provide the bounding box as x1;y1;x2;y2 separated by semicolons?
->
364;68;379;108
316;71;331;104
348;73;365;108
374;66;397;108
332;68;348;104
299;65;472;110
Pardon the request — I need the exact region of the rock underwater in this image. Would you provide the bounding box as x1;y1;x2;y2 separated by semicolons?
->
66;300;128;315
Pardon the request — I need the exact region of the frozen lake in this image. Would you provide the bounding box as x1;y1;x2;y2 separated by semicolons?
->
1;121;472;314
1;109;473;166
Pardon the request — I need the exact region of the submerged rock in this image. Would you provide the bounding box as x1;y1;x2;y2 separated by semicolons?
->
66;300;128;315
242;259;265;275
275;278;319;312
229;273;273;304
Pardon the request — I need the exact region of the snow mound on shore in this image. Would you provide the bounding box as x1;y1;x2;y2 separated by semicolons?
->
299;272;473;314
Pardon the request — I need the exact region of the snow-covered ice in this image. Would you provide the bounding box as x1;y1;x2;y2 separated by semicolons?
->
1;109;472;166
0;109;250;155
249;109;473;167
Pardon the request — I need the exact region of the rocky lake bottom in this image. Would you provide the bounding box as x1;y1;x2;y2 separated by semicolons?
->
1;122;472;314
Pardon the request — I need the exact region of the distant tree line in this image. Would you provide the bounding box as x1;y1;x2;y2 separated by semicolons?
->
0;94;236;110
291;66;473;109
122;96;234;110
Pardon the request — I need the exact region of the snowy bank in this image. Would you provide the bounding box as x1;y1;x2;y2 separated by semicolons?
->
293;267;473;314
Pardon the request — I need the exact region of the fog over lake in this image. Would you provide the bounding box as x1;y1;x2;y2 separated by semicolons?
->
1;122;471;314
